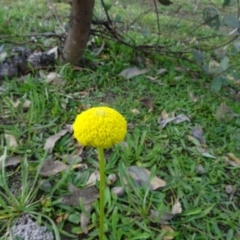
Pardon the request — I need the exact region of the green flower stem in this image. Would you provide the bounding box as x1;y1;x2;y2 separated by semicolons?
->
98;147;105;240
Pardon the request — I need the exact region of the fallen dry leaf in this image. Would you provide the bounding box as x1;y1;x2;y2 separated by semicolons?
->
195;165;206;175
201;151;216;159
127;166;166;190
130;108;140;115
46;72;64;85
79;91;90;99
191;126;206;145
171;200;182;214
22;100;31;109
81;204;92;234
187;135;201;146
64;124;73;133
77;103;91;111
62;154;82;164
158;110;190;129
225;185;235;194
173;114;190;124
189;91;197;102
228;153;240;166
127;122;135;129
94;40;105;56
174;76;183;81
68;183;80;193
47;46;58;59
61;98;68;110
141;98;153;111
86;170;100;186
150;200;182;224
0;155;21;169
11;99;31;109
4;134;18;148
150;210;175;224
208;60;220;74
0;86;6;94
196;146;216;159
0;52;7;63
62;184;98;207
161;109;175;120
71;163;88;170
118;66;150;79
146;76;164;86
55;213;68;224
156;68;167;75
74;143;84;156
158;110;175;129
44;129;68;153
215;102;238;122
55;216;63;224
225;158;239;167
162;225;175;240
40;160;68;177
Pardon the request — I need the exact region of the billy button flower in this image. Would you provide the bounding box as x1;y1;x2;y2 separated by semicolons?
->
73;107;127;240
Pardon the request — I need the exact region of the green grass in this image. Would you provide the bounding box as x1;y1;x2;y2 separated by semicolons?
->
1;0;240;239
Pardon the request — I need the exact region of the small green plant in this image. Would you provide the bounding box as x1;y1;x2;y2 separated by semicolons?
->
0;148;60;240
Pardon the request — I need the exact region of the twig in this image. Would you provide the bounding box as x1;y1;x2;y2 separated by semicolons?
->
100;0;112;25
163;5;182;32
129;9;152;29
152;0;161;45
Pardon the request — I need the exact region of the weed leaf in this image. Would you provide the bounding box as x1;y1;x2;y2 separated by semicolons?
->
192;50;205;64
222;14;239;29
211;76;223;91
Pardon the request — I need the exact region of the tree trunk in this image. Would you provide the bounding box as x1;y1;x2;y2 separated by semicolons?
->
62;0;95;65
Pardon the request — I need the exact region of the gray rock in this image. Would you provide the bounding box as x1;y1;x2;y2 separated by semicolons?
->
8;214;54;240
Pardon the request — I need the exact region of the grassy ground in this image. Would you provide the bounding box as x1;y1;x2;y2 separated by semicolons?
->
1;0;240;240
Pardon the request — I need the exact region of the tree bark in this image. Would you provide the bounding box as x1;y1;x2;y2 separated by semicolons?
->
62;0;95;65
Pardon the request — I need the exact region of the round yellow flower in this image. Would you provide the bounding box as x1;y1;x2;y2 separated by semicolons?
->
73;107;127;148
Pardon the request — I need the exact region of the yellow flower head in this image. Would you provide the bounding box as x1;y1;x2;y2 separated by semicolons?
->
73;107;127;148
